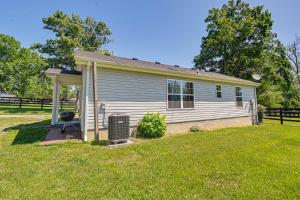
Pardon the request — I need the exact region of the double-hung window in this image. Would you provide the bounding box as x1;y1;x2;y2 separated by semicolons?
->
167;80;194;109
216;85;222;98
235;87;243;107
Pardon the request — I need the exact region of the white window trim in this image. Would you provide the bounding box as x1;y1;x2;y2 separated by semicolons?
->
235;86;243;107
167;79;195;110
216;84;222;98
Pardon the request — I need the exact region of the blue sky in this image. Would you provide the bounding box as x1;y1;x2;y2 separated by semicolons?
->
1;0;300;67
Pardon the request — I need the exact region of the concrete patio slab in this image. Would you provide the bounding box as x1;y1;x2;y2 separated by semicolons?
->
40;124;82;145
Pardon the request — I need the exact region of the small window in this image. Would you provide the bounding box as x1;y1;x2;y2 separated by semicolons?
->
235;87;243;107
216;85;222;98
167;80;194;109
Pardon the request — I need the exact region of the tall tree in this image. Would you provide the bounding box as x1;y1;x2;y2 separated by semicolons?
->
194;0;273;79
32;11;112;69
286;36;300;82
194;0;300;107
0;34;52;98
258;40;300;107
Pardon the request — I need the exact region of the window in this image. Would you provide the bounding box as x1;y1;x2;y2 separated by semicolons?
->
168;80;181;109
235;87;243;107
216;85;222;98
167;80;194;109
182;81;194;108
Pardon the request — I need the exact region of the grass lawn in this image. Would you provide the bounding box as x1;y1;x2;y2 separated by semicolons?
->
0;104;75;115
0;117;47;128
0;117;299;199
264;116;300;122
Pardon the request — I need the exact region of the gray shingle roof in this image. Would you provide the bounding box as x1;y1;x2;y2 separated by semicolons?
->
75;50;257;86
45;68;82;75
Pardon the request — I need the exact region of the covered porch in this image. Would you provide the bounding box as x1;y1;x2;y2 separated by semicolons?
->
45;68;82;134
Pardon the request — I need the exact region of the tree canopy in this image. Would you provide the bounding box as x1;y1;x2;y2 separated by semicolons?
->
32;11;112;69
194;0;300;107
0;11;112;99
0;34;52;98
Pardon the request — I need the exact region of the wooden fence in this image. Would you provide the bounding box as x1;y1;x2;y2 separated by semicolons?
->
264;108;300;124
0;97;76;110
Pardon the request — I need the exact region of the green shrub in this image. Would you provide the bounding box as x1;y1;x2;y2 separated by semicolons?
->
190;126;203;132
138;113;166;138
258;104;266;112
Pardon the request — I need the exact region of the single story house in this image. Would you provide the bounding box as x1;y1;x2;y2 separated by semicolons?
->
46;50;259;141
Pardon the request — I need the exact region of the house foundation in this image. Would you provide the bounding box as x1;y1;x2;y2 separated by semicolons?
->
86;116;253;141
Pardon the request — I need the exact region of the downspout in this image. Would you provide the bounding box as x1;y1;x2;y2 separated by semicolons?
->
92;61;99;143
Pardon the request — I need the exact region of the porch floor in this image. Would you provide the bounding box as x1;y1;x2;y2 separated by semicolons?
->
40;123;82;145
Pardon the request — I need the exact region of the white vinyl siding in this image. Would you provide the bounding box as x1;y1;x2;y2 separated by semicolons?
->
86;68;255;129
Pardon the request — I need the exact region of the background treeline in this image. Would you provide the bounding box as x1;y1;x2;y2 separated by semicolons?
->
194;0;300;107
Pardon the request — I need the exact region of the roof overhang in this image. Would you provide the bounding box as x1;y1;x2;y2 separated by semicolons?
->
45;68;82;85
75;55;259;87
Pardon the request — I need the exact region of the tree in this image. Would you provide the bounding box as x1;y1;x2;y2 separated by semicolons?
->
0;33;52;98
286;36;300;75
286;36;300;83
32;11;112;69
259;40;300;107
194;0;300;107
0;34;20;92
194;0;274;78
0;34;20;63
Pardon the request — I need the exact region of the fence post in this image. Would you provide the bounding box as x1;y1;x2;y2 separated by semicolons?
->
41;99;44;110
280;108;283;125
19;98;22;109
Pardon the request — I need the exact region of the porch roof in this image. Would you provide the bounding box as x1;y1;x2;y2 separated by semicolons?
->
45;68;82;85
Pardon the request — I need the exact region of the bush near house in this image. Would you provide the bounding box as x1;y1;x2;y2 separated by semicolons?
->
190;126;203;132
138;113;166;138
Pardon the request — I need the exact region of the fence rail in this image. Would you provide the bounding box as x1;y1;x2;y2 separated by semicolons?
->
0;97;76;110
264;108;300;124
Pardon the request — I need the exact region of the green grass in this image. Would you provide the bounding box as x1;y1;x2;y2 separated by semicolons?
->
0;118;299;199
0;117;45;127
0;104;74;115
264;116;300;122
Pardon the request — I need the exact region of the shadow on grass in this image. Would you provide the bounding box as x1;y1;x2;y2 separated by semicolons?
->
90;140;109;146
3;119;51;145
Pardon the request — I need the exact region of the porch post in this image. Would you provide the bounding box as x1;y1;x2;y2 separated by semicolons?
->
254;87;258;124
51;78;60;125
82;64;90;141
92;61;99;143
